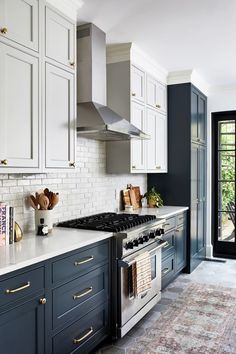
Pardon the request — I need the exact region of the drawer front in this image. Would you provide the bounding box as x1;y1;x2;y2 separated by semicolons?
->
163;217;176;232
176;212;187;226
162;231;175;259
0;267;44;307
52;241;109;284
53;304;109;354
53;265;108;330
161;254;175;289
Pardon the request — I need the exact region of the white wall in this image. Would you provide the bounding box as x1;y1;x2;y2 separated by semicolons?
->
0;137;146;233
206;86;236;256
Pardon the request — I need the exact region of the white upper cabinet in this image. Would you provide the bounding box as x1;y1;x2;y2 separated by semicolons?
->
0;0;39;51
0;43;39;169
45;7;75;69
146;108;167;172
131;102;146;172
45;64;75;169
131;65;145;103
147;75;167;114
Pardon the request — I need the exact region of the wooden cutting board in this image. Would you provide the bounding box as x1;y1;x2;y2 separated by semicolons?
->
122;189;131;207
133;186;142;208
129;188;139;209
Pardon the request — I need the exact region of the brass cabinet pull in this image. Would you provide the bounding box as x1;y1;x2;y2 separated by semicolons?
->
163;223;170;227
5;281;30;294
156;166;161;169
132;93;136;97
132;165;136;169
156;104;161;108
73;287;92;300
162;268;169;275
74;255;94;266
69;162;76;167
163;242;169;248
175;229;180;233
178;217;184;220
73;327;93;344
39;298;47;305
0;159;8;165
0;27;8;34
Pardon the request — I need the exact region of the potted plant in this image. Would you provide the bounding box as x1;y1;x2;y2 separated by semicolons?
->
143;187;163;208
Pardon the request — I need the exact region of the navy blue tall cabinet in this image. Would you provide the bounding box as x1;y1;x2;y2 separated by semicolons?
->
148;83;207;273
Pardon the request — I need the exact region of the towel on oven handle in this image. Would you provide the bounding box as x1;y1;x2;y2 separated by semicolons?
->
132;251;152;297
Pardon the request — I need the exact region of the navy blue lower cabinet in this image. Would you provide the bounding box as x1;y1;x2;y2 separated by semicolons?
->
175;223;187;273
0;294;45;354
52;304;109;354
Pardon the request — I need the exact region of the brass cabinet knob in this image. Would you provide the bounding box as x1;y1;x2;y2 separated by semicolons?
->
0;27;8;34
132;93;136;97
156;104;161;108
39;298;47;305
0;159;8;165
69;162;76;167
69;61;75;67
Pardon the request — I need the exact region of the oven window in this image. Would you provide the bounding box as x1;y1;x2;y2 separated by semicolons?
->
151;254;156;280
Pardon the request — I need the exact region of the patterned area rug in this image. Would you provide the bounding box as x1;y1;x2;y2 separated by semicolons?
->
127;283;236;354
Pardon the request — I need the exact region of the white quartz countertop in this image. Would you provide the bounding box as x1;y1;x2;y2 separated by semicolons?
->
0;228;112;276
122;206;189;219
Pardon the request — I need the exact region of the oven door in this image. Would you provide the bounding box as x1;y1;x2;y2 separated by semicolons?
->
118;245;162;331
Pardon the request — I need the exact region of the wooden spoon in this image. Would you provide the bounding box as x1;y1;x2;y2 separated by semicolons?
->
49;193;59;209
29;195;37;210
38;194;50;210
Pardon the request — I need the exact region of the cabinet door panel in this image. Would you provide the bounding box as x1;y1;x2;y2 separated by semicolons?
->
131;102;145;171
0;0;39;51
131;65;145;103
146;76;157;108
146;110;167;172
175;224;186;272
197;145;206;252
46;7;75;68
198;94;206;144
45;64;75;168
0;296;44;354
191;90;198;141
156;82;167;113
0;43;39;168
191;143;198;257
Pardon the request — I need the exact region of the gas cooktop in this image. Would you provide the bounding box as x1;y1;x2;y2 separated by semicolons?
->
57;212;156;233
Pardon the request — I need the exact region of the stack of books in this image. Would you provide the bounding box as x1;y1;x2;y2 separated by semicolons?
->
0;203;15;246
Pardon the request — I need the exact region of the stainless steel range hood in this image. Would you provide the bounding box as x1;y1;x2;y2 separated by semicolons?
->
77;23;149;141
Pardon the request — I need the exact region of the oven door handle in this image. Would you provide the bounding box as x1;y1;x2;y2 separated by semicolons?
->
118;241;168;268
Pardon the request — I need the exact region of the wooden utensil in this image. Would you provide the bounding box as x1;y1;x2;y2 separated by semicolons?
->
44;188;50;198
49;193;59;209
38;194;50;210
29;195;37;210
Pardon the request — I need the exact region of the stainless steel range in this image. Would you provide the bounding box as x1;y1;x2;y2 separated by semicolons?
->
58;212;167;338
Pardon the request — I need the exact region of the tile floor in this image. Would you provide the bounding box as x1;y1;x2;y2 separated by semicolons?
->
94;259;236;353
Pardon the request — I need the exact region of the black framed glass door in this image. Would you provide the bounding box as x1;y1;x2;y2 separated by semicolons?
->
212;112;236;258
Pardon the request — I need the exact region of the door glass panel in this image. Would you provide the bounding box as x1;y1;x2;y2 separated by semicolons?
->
216;119;236;246
218;212;235;242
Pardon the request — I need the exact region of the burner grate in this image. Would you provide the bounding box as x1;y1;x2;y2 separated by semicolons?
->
57;212;156;232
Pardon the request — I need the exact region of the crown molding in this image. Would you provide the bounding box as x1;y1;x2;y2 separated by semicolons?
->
46;0;83;21
168;69;209;95
107;42;168;84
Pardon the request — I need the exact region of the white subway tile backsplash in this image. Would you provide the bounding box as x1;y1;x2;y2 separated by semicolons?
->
1;137;146;232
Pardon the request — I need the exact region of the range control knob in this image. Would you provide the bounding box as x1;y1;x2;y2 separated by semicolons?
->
138;237;144;244
155;229;162;236
143;234;149;242
149;231;156;239
160;228;165;235
126;241;134;249
133;239;139;247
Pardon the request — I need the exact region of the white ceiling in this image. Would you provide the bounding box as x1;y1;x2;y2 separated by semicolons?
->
77;0;236;87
